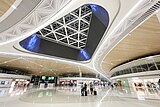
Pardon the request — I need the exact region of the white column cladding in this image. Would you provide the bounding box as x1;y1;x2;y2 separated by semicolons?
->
57;76;60;85
79;72;82;77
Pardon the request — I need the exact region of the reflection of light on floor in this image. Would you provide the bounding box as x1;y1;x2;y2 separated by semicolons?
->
38;92;43;98
9;87;14;93
0;90;6;95
137;95;145;100
97;88;110;107
8;87;27;96
134;88;146;100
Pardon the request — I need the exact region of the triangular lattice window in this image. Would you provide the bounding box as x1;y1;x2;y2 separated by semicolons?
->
37;5;92;49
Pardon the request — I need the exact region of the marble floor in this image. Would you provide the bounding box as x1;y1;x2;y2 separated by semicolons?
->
0;86;160;107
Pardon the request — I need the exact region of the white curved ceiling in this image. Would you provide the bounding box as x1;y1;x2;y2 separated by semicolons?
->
0;0;16;17
102;15;160;75
0;0;42;32
0;0;159;80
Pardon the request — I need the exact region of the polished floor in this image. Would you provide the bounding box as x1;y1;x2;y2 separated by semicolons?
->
0;86;160;107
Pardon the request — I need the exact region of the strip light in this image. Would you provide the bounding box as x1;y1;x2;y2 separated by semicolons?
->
92;0;144;76
0;0;145;81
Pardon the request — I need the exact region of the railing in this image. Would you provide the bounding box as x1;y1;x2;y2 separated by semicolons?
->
111;55;160;77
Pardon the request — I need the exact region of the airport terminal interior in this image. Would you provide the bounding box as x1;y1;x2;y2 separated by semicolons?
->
0;0;160;107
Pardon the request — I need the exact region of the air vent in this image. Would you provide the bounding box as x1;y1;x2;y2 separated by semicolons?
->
110;1;160;77
138;1;160;21
142;1;160;18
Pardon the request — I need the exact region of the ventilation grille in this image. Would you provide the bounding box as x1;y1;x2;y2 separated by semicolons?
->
142;1;160;18
37;5;93;49
110;1;160;77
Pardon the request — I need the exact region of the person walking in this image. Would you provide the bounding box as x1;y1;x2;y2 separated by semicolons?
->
81;83;84;96
90;82;94;95
158;79;160;89
84;83;87;96
111;84;114;89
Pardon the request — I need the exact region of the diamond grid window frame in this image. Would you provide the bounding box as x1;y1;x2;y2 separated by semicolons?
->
37;5;93;49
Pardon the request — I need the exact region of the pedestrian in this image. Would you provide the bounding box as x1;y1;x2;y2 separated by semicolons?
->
81;83;84;96
158;79;160;89
111;84;114;89
84;83;87;96
90;82;94;95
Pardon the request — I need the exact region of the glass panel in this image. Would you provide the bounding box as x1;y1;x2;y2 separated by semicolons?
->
141;64;148;71
136;65;143;72
156;62;160;70
132;67;138;73
147;63;157;71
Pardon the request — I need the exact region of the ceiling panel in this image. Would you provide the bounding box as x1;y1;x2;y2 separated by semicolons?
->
102;15;160;72
0;55;95;76
0;0;15;16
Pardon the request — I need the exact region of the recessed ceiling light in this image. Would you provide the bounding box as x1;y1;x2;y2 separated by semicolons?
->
11;5;17;9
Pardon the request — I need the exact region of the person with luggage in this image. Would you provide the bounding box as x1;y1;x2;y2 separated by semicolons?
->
90;82;94;95
81;82;98;96
84;83;87;96
158;79;160;89
93;87;97;95
81;83;84;96
111;84;114;89
81;83;87;96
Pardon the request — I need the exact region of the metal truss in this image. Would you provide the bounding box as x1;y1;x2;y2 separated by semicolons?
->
0;0;71;43
37;5;93;49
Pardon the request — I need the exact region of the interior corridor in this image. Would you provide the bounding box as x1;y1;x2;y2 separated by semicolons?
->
0;86;159;107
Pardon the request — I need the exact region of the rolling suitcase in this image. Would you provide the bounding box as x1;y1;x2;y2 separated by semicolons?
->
81;89;84;96
81;92;84;96
85;91;87;96
94;90;97;95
